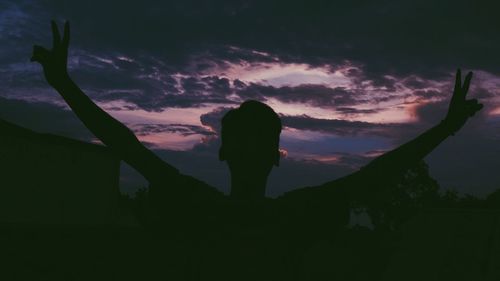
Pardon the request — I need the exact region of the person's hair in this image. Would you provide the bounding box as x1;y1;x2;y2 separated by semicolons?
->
220;100;282;150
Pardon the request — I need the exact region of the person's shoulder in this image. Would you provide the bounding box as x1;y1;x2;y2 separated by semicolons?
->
276;180;348;203
149;172;226;202
180;174;226;199
275;185;316;202
273;178;352;217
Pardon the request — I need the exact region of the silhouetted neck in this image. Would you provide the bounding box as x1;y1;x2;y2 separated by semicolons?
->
229;174;267;200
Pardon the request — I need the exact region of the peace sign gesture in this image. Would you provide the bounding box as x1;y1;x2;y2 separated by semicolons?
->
31;20;70;87
443;69;483;135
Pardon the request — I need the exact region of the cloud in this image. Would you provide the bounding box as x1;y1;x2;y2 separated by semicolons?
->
4;0;499;115
334;107;382;115
132;123;215;137
198;104;417;143
237;83;365;108
40;0;500;81
280;114;410;138
2;0;499;199
199;106;231;133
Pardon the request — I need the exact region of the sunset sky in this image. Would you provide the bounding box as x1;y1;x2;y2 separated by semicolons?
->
1;0;499;197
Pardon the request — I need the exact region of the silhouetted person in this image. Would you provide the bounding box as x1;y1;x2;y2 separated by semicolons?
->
31;21;483;280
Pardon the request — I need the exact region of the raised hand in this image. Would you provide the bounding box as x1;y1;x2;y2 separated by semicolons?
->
443;69;483;135
31;20;70;87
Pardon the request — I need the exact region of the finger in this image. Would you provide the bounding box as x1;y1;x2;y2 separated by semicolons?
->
454;68;462;95
461;71;473;98
466;99;483;116
62;21;70;48
473;103;484;113
31;45;50;63
465;99;479;107
51;20;61;48
469;104;482;117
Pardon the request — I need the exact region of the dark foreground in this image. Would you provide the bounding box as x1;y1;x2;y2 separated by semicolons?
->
1;209;499;281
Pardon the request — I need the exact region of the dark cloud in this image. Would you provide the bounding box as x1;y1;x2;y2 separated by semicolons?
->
281;115;394;136
1;0;499;198
72;67;237;111
199;106;231;133
132;123;215;137
335;107;382;115
238;83;365;108
181;75;232;97
473;86;497;100
4;0;499;113
412;89;444;99
403;76;429;90
41;0;500;80
281;114;411;138
365;75;399;93
412;99;450;124
408;75;497;103
199;106;413;139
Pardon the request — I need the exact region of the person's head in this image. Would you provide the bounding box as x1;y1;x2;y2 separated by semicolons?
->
218;100;282;198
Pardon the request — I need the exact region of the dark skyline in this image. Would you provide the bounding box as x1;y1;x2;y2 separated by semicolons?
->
0;0;499;196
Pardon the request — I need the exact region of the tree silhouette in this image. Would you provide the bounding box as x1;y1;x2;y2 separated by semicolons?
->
359;160;440;231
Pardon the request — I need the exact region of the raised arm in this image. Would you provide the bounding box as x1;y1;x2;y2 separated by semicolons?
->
360;70;481;175
321;69;483;200
31;21;179;183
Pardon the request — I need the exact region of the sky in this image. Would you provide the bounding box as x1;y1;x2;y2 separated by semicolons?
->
0;0;499;197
